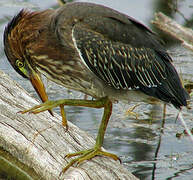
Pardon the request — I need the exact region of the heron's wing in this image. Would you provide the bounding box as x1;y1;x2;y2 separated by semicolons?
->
72;24;188;107
71;13;172;62
73;24;167;89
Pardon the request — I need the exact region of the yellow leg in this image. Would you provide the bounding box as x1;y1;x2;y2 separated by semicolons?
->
20;97;120;173
60;104;68;130
20;101;68;128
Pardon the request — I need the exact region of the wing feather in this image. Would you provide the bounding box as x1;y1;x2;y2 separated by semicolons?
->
57;2;189;107
72;24;166;91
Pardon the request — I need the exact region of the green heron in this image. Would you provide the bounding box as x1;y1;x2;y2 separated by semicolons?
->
4;2;189;173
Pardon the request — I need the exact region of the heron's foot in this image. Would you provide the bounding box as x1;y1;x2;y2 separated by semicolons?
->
125;104;141;119
19;98;110;129
20;100;58;114
19;100;68;129
61;147;120;174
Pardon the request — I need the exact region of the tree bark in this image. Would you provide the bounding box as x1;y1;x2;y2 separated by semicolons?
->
0;70;138;180
152;12;193;51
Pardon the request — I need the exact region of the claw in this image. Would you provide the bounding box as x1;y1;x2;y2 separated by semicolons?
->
61;147;119;175
19;100;69;129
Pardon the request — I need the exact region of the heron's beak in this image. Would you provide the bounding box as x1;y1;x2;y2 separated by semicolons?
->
29;70;53;116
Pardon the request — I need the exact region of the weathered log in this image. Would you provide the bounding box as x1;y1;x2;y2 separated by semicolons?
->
0;70;138;180
152;12;193;51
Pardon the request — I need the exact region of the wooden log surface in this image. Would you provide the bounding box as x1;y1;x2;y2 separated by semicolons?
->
0;70;138;180
152;12;193;51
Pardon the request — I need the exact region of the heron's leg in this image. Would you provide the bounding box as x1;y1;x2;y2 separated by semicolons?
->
20;97;108;114
20;97;119;173
59;104;68;130
62;97;119;173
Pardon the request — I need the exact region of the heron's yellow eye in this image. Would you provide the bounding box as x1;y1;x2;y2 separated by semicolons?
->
16;60;24;68
15;59;29;78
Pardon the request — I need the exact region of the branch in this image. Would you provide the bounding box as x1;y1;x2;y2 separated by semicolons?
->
152;12;193;51
0;70;138;180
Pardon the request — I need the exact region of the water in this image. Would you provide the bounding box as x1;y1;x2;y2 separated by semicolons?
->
0;0;193;179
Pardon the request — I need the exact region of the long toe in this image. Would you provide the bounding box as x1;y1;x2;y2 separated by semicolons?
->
62;148;119;174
